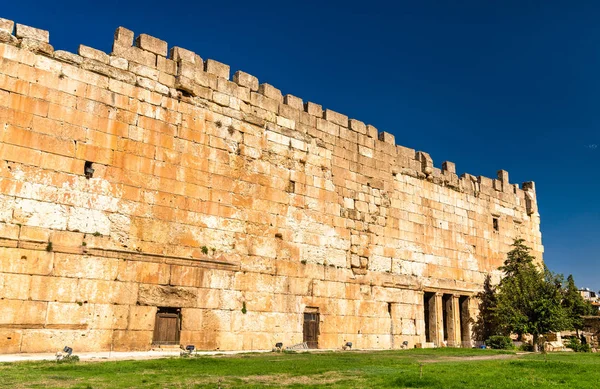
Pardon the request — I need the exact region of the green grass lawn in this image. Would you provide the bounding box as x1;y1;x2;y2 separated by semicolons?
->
1;348;599;388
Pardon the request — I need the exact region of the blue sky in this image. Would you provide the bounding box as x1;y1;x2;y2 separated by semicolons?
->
3;1;598;289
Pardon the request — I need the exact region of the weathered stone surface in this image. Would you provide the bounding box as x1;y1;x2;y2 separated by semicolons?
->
81;58;136;84
0;31;18;45
304;101;323;117
170;46;202;65
378;131;395;144
324;109;348;127
20;38;53;55
258;83;282;102
15;24;49;42
0;18;14;34
204;59;230;79
0;20;543;354
113;26;134;47
54;50;83;64
284;94;303;110
233;70;258;91
135;34;167;57
138;285;198;307
78;45;109;64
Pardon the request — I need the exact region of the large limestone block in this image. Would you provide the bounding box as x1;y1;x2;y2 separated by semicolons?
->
0;299;47;325
137;284;197;307
241;291;273;312
67;207;111;235
29;276;79;303
181;308;204;331
220;289;243;310
369;255;392;272
0;330;21;353
0;272;31;299
46;302;94;327
13;199;68;229
179;330;218;350
135;34;167;57
169;265;206;287
0;18;14;34
53;254;119;280
20;329;79;353
272;294;303;314
312;280;347;299
241;331;271;350
117;260;170;285
15;24;49;43
196;288;222;309
78;279;139;305
128;305;157;330
91;304;129;330
112;330;153;351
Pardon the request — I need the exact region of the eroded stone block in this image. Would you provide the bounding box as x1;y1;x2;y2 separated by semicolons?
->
15;23;49;43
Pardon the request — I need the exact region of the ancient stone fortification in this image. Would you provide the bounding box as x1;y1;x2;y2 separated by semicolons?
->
0;17;543;353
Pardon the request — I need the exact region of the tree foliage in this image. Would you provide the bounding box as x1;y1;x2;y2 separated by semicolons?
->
472;274;499;341
481;239;573;351
562;274;595;332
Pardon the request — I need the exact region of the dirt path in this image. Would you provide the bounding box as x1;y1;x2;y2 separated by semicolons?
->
421;353;521;363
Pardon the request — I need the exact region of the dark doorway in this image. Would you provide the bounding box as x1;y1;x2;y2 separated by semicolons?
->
303;309;320;349
423;292;434;342
442;294;451;342
153;307;181;346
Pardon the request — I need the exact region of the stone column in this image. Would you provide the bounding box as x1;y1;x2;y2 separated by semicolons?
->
428;293;444;346
446;295;462;347
461;297;472;347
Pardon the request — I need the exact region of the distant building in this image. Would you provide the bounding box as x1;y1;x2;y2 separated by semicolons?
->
579;288;600;312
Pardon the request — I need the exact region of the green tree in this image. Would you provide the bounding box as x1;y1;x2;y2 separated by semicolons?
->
562;274;594;334
472;274;499;341
494;239;570;351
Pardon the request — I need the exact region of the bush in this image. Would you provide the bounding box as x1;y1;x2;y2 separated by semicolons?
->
57;355;80;364
486;335;514;350
566;337;591;352
518;342;534;352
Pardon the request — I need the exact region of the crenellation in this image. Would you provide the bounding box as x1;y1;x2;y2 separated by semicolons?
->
78;44;109;64
0;18;14;34
0;30;18;45
232;70;258;91
304;101;323;117
442;161;456;174
0;19;543;353
324;108;348;127
170;46;202;66
204;58;230;79
114;26;134;48
19;37;53;55
15;23;49;43
135;33;168;57
284;94;303;110
258;83;283;102
378;131;395;145
54;50;83;65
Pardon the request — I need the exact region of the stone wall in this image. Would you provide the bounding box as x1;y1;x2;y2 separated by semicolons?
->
0;17;543;353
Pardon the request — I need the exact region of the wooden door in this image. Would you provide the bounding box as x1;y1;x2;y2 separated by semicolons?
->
153;312;180;345
303;312;319;349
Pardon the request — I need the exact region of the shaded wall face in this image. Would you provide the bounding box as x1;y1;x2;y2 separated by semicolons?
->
0;18;543;353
